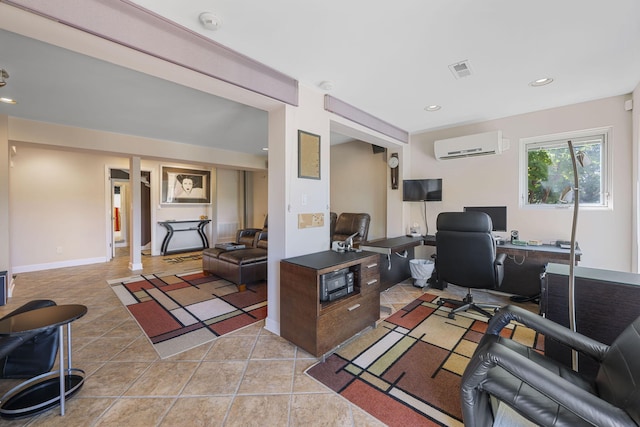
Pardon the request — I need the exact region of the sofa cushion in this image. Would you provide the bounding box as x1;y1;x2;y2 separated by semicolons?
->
218;248;267;265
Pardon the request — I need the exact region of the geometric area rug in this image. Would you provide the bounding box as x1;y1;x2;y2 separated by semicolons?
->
108;270;267;359
306;293;543;427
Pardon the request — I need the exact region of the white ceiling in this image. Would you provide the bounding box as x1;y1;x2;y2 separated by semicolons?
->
1;1;639;156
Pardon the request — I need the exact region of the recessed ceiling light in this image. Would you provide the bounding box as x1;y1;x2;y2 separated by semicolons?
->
529;77;554;87
0;97;17;105
424;105;441;112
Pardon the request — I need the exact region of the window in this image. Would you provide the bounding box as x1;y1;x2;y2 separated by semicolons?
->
521;128;610;208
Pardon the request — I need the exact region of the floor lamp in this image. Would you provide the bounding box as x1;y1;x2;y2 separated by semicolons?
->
567;141;590;371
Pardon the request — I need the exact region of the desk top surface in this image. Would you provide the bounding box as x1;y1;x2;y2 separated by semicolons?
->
0;304;87;336
282;250;378;270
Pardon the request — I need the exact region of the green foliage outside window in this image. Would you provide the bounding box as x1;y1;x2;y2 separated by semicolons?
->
527;141;602;206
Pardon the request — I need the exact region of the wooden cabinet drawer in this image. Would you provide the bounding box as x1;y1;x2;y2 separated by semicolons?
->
317;292;379;355
360;258;380;295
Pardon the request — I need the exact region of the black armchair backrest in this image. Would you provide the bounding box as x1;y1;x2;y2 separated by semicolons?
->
436;211;500;289
596;316;640;425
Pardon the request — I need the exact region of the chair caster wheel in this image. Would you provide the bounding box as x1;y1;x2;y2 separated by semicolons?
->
448;312;455;319
437;300;445;306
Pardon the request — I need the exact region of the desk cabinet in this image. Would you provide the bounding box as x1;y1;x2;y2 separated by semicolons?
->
361;236;423;292
280;251;380;357
424;238;579;298
542;263;640;377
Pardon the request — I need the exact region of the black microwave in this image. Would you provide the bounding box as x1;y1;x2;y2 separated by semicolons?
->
319;267;354;302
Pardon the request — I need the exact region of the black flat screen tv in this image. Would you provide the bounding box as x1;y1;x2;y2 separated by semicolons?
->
463;206;507;232
402;179;442;202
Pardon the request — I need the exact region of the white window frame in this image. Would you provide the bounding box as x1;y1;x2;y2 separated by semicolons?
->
519;127;612;209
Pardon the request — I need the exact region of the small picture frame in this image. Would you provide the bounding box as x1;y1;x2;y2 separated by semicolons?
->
298;130;321;180
161;166;211;204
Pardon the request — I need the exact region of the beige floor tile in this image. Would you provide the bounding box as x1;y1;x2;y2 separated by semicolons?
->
125;361;199;396
94;397;175;427
160;396;232;427
109;335;160;362
204;335;257;361
237;360;294;394
289;393;353;426
27;397;115;427
250;334;296;359
181;361;246;395
224;395;290;427
293;359;327;393
81;362;151;396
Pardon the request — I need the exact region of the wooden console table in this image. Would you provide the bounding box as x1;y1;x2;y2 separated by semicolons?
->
280;250;380;357
158;220;211;255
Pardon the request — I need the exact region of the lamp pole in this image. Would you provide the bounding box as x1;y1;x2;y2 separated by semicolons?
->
568;140;579;371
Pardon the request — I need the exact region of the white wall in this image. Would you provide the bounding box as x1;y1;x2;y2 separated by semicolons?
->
330;140;387;241
409;95;633;271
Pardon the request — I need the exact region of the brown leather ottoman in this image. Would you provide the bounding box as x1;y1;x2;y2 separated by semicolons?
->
203;248;267;291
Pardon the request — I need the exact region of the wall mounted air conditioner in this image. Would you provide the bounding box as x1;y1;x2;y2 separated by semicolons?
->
434;130;507;160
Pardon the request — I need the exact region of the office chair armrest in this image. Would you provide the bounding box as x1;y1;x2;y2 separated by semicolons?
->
494;253;506;266
487;305;609;361
461;340;637;427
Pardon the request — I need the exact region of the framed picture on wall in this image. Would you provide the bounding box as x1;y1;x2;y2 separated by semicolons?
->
161;166;211;204
298;130;321;179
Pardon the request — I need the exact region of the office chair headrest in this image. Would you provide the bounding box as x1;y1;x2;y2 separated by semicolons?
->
437;211;493;233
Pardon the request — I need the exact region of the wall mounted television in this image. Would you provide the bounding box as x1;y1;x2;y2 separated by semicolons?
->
402;179;442;202
463;206;507;232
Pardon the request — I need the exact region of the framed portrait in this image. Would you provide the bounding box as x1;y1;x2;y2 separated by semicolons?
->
298;130;321;179
161;166;211;204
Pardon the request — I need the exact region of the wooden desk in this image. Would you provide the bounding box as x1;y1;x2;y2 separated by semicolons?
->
361;236;424;292
424;236;580;297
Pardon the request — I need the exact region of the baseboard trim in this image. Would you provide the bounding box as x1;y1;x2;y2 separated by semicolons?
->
12;257;107;274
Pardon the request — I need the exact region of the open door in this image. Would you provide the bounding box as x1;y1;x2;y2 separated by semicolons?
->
110;169;151;258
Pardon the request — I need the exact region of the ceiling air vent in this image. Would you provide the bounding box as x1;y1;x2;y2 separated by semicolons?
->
449;60;472;79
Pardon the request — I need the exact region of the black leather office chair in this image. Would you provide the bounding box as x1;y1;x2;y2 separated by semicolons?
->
461;305;640;427
435;211;506;319
0;300;60;378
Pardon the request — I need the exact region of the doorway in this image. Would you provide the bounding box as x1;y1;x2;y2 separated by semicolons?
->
110;169;151;258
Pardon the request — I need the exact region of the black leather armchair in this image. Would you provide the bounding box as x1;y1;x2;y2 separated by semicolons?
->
435;211;506;319
0;300;60;378
461;305;640;427
332;213;370;246
235;215;267;248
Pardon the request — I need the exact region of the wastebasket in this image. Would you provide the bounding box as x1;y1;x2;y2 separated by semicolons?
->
409;259;434;288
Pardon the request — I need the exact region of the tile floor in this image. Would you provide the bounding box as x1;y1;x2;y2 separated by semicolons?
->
0;250;533;426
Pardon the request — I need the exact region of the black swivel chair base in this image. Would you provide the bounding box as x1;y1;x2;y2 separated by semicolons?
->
437;291;500;319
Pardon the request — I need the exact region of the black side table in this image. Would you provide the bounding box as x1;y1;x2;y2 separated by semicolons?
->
0;304;87;419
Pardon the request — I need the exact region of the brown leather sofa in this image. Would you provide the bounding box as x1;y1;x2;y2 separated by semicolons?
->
332;212;371;246
203;216;268;291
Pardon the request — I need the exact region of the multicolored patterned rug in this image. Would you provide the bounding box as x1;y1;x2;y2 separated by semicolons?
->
108;270;267;358
306;293;542;427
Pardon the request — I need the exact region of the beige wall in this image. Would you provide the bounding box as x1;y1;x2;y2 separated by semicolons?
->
9;141;260;272
330;140;387;241
409;94;633;271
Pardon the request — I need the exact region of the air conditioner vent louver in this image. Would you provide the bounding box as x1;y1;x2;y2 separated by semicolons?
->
449;60;472;79
434;131;506;160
